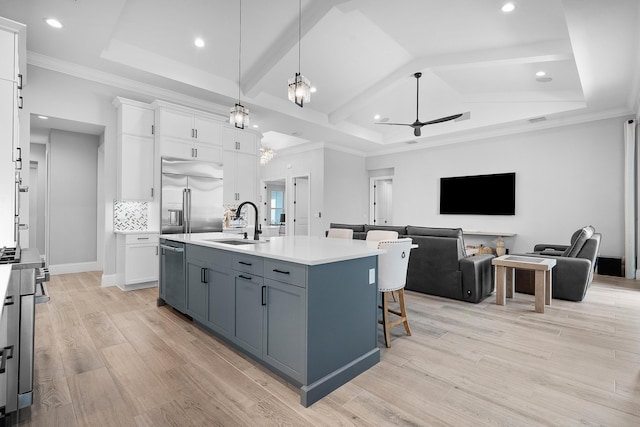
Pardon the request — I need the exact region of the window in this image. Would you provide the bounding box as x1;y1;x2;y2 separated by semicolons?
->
270;190;284;225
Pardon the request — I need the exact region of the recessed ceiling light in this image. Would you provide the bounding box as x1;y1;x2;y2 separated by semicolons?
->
536;71;546;77
374;114;381;120
310;87;317;93
194;38;205;48
45;18;63;29
501;3;515;13
38;115;49;120
252;124;259;128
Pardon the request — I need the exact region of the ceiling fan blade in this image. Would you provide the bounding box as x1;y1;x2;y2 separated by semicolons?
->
419;113;464;126
374;122;414;127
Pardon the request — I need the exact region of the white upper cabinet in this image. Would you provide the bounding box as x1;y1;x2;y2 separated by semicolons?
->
222;126;260;205
113;97;155;201
154;101;223;163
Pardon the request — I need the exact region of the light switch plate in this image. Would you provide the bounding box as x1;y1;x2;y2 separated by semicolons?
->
369;268;375;284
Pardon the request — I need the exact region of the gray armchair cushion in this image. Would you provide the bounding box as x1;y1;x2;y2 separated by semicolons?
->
563;226;595;257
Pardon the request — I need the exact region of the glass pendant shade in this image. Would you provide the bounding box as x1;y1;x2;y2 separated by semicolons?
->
229;103;249;129
288;73;311;107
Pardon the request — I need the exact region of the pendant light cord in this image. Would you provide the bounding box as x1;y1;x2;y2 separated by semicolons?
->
238;0;242;103
298;0;301;74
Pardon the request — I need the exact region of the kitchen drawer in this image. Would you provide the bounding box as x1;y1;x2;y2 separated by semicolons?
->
187;244;231;267
125;233;159;245
264;259;306;288
231;254;264;276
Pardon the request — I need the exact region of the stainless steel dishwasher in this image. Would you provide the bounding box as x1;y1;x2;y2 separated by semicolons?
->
158;239;186;313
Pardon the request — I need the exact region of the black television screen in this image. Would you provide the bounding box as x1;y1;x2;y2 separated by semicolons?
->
439;172;515;215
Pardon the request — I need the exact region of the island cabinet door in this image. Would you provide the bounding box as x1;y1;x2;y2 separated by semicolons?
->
186;261;210;323
263;278;306;383
233;272;264;358
208;266;234;337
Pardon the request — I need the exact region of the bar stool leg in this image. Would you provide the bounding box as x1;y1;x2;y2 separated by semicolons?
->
397;289;411;336
382;291;391;348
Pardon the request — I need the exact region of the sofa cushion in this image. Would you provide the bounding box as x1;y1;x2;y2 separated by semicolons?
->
406;226;462;239
329;223;365;232
563;226;595;257
363;225;407;236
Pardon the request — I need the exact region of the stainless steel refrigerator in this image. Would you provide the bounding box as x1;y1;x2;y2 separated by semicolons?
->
161;158;223;234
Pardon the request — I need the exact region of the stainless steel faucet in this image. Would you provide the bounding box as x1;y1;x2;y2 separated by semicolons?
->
235;201;262;240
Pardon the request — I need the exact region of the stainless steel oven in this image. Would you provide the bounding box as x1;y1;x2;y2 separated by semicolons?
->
0;247;45;420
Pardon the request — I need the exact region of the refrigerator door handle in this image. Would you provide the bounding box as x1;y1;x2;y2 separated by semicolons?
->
183;188;192;233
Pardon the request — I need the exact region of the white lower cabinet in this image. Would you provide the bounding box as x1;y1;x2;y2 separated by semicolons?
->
116;232;159;290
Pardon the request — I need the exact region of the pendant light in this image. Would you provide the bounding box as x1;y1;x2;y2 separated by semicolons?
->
288;0;311;107
230;0;249;128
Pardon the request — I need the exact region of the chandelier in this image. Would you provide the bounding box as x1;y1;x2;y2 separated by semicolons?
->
230;0;249;128
260;147;275;165
288;0;311;107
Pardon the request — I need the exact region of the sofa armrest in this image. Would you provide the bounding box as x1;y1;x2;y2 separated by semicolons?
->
459;254;495;302
539;250;565;257
533;243;569;252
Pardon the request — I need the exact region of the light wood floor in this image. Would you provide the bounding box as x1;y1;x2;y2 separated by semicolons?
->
14;272;640;426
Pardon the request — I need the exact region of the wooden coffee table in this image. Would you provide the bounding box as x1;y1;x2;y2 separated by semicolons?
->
492;255;556;313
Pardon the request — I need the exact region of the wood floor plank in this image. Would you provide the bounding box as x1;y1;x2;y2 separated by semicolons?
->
16;272;640;426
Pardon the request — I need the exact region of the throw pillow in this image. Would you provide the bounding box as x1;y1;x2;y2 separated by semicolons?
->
563;226;595;257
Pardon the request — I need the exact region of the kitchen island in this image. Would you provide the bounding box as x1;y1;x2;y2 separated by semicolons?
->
158;233;384;407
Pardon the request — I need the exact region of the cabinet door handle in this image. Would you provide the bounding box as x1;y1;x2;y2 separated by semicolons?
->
273;269;290;275
156;246;158;256
191;129;194;138
151;188;154;198
17;74;23;89
18;96;23;109
261;286;266;306
238;261;252;266
201;268;208;283
194;148;198;157
195;129;198;139
151;124;154;135
4;295;14;306
239;274;252;280
0;346;14;374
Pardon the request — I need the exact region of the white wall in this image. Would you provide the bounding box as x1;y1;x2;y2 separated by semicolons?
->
366;117;628;256
49;129;98;267
323;148;369;227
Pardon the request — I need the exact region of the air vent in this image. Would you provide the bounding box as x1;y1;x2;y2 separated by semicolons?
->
405;140;418;144
529;117;547;124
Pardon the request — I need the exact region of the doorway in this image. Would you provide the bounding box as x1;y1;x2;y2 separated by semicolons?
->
30;114;104;272
261;178;286;236
370;176;393;225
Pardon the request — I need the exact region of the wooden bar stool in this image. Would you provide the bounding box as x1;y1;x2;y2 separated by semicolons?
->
377;238;414;348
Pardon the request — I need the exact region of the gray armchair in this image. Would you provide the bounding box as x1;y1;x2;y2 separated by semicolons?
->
516;226;601;301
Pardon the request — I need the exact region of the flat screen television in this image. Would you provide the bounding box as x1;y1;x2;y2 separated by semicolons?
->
439;172;515;215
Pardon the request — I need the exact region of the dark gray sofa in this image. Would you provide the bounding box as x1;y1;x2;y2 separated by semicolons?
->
328;223;495;303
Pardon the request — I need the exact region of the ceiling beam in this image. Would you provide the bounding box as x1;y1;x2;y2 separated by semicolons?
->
328;40;574;124
243;0;349;98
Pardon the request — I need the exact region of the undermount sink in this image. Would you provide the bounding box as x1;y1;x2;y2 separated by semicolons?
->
205;239;267;245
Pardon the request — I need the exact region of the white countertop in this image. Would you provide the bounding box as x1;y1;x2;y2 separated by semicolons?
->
114;230;159;235
160;232;384;266
0;265;11;320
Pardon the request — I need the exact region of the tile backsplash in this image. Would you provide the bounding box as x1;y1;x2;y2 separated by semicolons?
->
114;201;148;231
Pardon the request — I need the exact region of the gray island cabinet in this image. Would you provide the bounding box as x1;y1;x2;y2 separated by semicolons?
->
158;233;383;407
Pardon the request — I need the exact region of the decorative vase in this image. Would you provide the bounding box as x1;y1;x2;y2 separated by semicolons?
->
496;237;506;256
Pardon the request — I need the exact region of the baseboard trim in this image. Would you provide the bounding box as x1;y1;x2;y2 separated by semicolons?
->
101;274;118;288
48;261;99;275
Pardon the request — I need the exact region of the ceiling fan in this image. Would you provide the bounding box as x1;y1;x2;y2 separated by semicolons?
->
375;72;463;137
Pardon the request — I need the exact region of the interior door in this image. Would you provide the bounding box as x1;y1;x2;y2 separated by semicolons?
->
373;178;393;225
293;176;309;236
